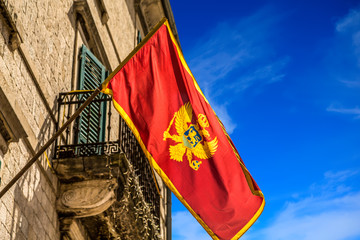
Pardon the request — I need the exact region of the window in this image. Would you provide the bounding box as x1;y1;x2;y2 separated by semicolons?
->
0;88;26;153
76;45;108;144
0;89;27;183
0;112;12;153
0;112;12;185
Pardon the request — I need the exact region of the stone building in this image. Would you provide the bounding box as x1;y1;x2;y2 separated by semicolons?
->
0;0;178;239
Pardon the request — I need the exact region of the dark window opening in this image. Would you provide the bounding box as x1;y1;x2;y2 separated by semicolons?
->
0;114;12;143
137;30;142;45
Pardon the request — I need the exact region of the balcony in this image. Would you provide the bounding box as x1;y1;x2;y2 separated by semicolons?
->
52;90;162;239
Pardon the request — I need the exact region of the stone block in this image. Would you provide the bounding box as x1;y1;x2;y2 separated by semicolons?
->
31;214;42;236
19;213;29;236
45;197;53;223
1;190;14;213
24;203;34;226
43;182;52;202
0;223;10;239
9;202;21;237
31;193;39;212
47;225;56;240
37;227;46;240
27;226;37;240
14;231;27;240
38;183;47;206
1;166;11;184
0;201;7;224
52;207;59;229
40;206;51;230
4;207;13;233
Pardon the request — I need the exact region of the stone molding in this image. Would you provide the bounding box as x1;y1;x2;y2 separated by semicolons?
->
73;0;112;71
0;0;24;51
57;178;117;218
139;0;165;31
96;0;109;25
0;84;27;153
59;218;90;240
0;0;61;149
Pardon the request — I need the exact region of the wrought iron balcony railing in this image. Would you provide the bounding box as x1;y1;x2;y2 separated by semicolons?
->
54;90;119;158
53;90;160;224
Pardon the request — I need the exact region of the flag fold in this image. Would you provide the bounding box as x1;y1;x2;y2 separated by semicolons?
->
102;18;265;240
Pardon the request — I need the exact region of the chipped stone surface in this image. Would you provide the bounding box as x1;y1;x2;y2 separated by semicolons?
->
0;0;174;239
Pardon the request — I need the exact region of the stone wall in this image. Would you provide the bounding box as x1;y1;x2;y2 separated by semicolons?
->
0;0;135;239
0;139;59;239
0;0;172;239
0;0;75;238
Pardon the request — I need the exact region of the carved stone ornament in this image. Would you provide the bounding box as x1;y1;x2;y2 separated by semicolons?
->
57;179;118;218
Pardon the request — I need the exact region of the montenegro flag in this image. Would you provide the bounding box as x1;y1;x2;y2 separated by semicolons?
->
102;18;265;240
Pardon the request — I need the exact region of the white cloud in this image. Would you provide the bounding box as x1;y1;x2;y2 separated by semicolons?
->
335;7;360;67
324;170;358;181
340;80;360;88
326;104;360;118
185;7;288;133
227;57;290;93
211;102;237;134
172;211;210;240
172;170;360;240
336;8;360;33
243;170;360;240
324;7;360;119
310;170;358;197
188;11;287;92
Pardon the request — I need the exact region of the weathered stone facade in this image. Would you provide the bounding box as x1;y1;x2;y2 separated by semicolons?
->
0;0;177;239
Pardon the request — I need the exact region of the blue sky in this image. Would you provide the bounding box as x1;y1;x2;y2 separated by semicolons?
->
170;1;360;239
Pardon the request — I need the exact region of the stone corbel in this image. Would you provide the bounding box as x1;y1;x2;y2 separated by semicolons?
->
73;0;111;70
139;0;165;30
57;178;118;217
8;31;21;51
0;0;24;51
96;0;109;24
0;86;28;154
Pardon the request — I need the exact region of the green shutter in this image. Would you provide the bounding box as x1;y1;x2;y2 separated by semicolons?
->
77;45;107;144
137;30;142;45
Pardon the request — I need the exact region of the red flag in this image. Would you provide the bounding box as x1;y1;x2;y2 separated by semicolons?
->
102;18;264;240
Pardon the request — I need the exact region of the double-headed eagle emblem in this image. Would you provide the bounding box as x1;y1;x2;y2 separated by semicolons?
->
163;102;218;171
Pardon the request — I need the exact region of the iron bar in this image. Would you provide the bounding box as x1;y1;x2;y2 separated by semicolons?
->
0;88;101;199
56;89;160;220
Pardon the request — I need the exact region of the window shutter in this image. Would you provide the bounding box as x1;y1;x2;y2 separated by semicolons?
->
137;30;142;45
77;45;107;144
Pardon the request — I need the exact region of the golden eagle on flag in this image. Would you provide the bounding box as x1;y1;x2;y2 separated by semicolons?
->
163;102;218;171
102;18;265;240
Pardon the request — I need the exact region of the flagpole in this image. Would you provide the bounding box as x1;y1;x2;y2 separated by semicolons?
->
0;88;101;199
